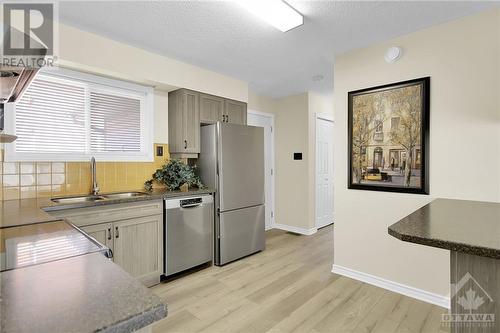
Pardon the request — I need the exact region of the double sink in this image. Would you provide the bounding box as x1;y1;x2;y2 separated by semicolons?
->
51;192;148;204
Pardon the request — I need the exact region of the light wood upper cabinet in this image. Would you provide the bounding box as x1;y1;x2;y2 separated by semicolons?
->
113;215;163;287
200;93;224;124
224;99;247;125
168;89;200;154
168;89;247;156
81;223;113;250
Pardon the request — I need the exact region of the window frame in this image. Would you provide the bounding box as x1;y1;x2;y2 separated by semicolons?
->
5;68;154;162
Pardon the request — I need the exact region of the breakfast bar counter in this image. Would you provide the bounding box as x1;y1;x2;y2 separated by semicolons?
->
389;199;500;332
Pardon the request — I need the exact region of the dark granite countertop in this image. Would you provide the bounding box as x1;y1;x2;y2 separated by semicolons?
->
388;198;500;259
0;252;167;333
0;187;214;228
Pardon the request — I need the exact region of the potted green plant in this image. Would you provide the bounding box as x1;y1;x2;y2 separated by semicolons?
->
144;159;204;192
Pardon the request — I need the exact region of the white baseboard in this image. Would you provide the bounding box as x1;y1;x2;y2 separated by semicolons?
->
332;264;450;309
273;223;317;235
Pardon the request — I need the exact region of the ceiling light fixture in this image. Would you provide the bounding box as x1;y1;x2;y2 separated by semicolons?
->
238;0;303;32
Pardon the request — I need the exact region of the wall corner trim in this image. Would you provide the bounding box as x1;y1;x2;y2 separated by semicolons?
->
332;264;450;309
273;224;317;236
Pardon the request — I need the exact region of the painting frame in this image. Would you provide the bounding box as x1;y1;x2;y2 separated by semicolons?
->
347;77;430;194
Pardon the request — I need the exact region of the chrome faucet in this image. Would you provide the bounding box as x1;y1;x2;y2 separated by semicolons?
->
90;157;100;195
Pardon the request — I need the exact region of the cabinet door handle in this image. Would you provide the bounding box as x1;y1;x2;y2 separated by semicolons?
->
184;140;187;149
107;227;112;240
115;226;119;238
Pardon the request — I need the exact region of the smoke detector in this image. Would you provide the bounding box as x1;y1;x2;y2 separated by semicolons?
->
385;47;402;63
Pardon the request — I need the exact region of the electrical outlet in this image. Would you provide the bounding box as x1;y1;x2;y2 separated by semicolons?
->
156;146;163;157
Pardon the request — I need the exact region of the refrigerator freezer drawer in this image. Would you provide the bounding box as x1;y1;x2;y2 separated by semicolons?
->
217;205;265;265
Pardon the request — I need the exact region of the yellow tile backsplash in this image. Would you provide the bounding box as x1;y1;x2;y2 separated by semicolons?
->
0;144;170;201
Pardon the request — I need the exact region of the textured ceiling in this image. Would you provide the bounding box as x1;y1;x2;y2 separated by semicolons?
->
58;1;497;98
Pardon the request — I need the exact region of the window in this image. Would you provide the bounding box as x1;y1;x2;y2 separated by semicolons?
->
391;117;400;130
5;69;153;162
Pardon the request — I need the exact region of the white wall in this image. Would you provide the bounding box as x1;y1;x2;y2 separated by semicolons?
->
333;8;500;298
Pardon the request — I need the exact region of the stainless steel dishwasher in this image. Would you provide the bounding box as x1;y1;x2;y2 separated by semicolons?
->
164;195;213;276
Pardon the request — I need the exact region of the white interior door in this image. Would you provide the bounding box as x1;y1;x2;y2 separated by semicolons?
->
247;111;275;230
316;116;334;229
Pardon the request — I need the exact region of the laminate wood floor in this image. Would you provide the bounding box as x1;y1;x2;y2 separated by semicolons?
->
151;225;449;333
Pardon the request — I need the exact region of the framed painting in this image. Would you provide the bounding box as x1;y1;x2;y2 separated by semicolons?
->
348;77;430;194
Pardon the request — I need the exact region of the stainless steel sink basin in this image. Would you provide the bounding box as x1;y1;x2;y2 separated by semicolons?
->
101;192;149;199
51;195;106;204
51;192;149;204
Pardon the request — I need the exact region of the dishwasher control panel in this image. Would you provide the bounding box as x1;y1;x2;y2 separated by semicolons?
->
180;197;202;207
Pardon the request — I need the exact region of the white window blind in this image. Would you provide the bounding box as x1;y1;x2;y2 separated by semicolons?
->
5;69;153;162
15;77;87;153
90;91;141;152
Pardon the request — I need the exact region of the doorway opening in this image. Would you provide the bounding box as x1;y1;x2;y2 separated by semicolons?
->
247;110;275;230
315;113;334;229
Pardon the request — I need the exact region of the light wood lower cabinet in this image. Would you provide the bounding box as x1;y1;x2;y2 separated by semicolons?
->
50;200;164;287
113;215;163;287
81;222;113;250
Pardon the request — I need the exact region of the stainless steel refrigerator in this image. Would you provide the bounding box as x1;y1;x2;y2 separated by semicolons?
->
198;122;265;266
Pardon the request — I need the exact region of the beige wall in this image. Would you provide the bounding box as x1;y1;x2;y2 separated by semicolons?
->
248;90;277;114
153;91;169;143
58;23;248;102
249;90;334;232
273;93;311;230
57;22;249;145
333;8;500;297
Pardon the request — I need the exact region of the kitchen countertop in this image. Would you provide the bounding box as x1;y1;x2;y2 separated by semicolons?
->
0;252;167;333
0;220;110;272
0;187;215;228
388;198;500;259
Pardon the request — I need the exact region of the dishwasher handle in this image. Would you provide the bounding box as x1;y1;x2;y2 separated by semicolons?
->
180;202;202;209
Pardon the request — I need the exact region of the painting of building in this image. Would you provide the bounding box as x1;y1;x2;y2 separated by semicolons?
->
348;77;429;193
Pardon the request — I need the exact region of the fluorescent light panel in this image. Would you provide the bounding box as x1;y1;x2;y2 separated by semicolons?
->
238;0;303;32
